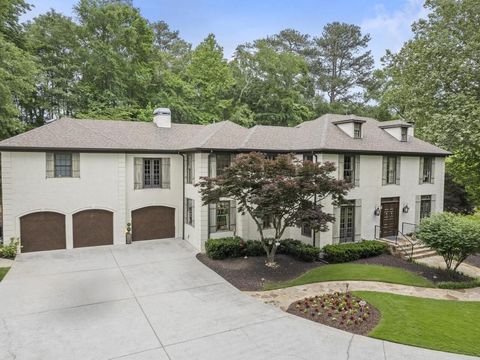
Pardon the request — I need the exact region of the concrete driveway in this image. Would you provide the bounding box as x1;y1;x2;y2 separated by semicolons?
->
0;239;475;360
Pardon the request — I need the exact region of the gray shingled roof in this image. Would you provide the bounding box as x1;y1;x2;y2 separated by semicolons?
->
0;115;450;156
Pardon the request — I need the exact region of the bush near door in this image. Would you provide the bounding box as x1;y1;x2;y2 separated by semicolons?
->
322;241;387;263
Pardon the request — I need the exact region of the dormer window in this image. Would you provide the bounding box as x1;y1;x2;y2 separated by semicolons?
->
401;127;408;142
333;118;366;139
353;123;362;138
379;122;413;141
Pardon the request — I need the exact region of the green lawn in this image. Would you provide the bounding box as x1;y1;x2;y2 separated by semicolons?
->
0;267;10;281
355;291;480;357
264;264;433;290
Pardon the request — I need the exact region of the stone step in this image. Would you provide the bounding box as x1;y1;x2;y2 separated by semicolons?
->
411;250;437;260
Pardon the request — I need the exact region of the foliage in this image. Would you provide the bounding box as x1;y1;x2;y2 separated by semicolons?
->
312;22;374;103
416;212;480;271
0;237;19;259
264;263;432;290
197;153;349;265
0;267;10;281
443;172;475;214
437;279;480;289
204;237;319;262
322;241;387;263
356;291;480;357
186;34;234;123
379;0;480;203
278;239;320;262
291;292;372;328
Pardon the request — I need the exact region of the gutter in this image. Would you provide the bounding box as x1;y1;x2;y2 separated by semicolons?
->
179;152;185;240
207;152;214;241
313;153;318;248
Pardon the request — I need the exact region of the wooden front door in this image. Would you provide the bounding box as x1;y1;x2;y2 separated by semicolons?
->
380;197;399;238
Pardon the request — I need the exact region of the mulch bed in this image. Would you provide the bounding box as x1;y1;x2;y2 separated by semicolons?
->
286;292;380;336
196;253;324;291
352;254;474;283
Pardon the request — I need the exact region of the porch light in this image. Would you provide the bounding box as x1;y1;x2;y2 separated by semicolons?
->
374;206;381;216
402;204;410;213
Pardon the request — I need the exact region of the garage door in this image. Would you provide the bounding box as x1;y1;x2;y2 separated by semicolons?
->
73;209;113;248
131;206;175;241
20;212;66;252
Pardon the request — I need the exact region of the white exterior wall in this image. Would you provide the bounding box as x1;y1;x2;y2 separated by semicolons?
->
1;149;445;253
1;151;185;251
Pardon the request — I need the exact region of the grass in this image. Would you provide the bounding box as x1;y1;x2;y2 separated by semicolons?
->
0;267;10;281
355;291;480;357
264;263;433;290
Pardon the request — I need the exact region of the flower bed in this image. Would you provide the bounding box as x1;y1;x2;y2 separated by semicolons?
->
286;291;380;335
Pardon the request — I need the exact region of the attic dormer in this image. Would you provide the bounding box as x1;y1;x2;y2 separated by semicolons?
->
332;119;366;139
379;122;414;142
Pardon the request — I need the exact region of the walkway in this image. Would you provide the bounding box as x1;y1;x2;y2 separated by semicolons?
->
416;255;480;278
247;280;480;310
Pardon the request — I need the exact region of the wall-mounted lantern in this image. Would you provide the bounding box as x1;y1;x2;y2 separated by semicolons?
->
402;204;410;213
374;206;381;216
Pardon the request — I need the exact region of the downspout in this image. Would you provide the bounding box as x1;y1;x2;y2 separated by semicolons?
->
207;152;214;240
179;152;185;240
313;153;318;247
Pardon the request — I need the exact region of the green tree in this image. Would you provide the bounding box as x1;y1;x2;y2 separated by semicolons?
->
22;11;81;124
186;34;234;123
197;153;349;265
74;0;155;118
313;22;374;103
231;39;315;126
0;0;37;139
416;213;480;271
379;0;480;203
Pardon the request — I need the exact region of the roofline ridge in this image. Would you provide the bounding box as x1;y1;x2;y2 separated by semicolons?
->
71;118;127;147
198;121;229;148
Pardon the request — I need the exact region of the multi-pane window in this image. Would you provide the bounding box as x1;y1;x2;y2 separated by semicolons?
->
339;201;355;243
185;198;195;227
301;224;312;237
134;158;170;189
54;153;73;177
303;154;314;162
216;201;231;231
262;214;273;229
421;157;433;183
185;153;195;184
353;123;362;138
420;195;432;220
386;156;397;184
143;158;161;188
343;155;355;184
401;127;408;142
215;154;232;177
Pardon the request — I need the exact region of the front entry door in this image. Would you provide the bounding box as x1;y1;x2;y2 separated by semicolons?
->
380;197;399;238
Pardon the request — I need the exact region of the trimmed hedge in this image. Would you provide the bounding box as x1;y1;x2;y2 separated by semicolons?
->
204;237;320;262
322;240;387;263
437;279;480;289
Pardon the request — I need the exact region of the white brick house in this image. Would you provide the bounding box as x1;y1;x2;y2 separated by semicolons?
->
0;110;449;253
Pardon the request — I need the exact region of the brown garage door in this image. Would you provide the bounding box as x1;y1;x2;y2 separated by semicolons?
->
20;212;66;252
132;206;175;241
73;209;113;248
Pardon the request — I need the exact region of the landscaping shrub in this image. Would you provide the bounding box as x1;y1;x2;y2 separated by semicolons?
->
323;241;387;263
205;237;243;260
279;239;320;262
0;238;19;259
437;279;480;289
416;212;480;271
205;237;320;262
244;240;265;257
